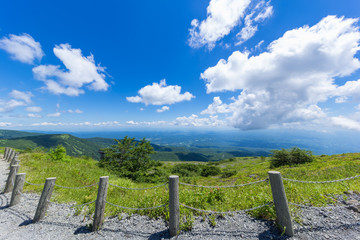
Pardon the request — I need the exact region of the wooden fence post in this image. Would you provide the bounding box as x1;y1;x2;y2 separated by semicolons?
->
4;147;10;161
10;173;26;206
3;147;9;159
5;149;12;162
33;177;56;222
268;171;294;236
92;176;109;231
169;175;180;237
10;153;19;166
8;150;15;163
4;165;20;193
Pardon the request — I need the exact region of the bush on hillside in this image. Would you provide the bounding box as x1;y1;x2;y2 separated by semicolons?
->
201;165;221;177
99;136;156;181
47;144;67;161
270;147;314;168
171;163;202;177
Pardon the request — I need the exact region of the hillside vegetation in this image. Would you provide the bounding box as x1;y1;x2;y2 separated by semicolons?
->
3;146;360;230
0;129;270;161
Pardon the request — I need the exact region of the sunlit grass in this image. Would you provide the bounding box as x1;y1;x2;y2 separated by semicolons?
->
14;150;360;227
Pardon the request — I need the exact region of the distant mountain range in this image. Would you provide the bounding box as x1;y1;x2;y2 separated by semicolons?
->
0;129;270;161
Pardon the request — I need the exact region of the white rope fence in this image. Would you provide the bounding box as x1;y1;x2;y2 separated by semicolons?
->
109;182;167;190
179;178;268;188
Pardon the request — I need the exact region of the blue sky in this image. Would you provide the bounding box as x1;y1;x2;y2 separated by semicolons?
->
0;0;360;132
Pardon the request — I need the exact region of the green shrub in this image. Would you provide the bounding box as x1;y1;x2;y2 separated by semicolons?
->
171;163;201;177
47;145;67;161
221;169;237;178
201;165;221;177
270;147;314;168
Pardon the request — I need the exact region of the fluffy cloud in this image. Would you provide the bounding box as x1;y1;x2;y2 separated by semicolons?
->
9;90;32;104
188;0;272;49
201;97;232;115
201;16;360;130
331;116;360;131
0;33;44;64
174;114;225;127
0;90;33;113
157;106;170;113
47;112;61;117
127;79;194;105
236;1;273;45
33;44;109;96
28;113;41;118
26;106;43;112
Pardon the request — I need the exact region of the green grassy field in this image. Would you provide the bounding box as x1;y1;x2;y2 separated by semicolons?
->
3;147;360;229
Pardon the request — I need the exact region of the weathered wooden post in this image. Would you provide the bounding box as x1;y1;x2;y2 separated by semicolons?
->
5;148;12;161
3;147;9;160
33;177;56;222
4;165;20;193
8;150;15;163
10;173;26;206
268;171;294;236
10;153;19;166
92;176;108;231
169;175;180;237
4;147;10;160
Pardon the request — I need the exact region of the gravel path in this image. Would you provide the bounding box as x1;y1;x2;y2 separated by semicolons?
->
1;155;360;239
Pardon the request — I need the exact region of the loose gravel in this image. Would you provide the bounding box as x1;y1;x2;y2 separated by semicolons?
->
1;156;360;239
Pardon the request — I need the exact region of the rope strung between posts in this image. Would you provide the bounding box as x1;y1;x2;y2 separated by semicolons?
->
105;200;167;210
108;182;168;190
288;201;359;210
54;182;98;189
179;178;268;188
48;199;96;208
180;202;273;214
17;191;40;201
283;174;360;184
24;179;43;186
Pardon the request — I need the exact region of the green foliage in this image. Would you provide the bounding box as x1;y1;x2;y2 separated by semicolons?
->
99;136;156;181
221;169;237;178
171;163;202;177
201;165;221;177
171;164;221;178
270;147;314;168
47;145;67;161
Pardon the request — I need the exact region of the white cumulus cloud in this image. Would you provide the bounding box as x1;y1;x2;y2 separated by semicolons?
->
33;44;109;96
188;0;272;49
0;33;44;64
331;116;360;131
126;79;194;105
26;106;43;112
28;113;41;118
47;112;61;117
157;106;170;113
201;16;360;130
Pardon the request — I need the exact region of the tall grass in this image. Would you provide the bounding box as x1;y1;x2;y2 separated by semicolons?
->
13;149;360;227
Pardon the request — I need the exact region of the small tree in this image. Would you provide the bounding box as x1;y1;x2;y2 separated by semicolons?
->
99;136;156;180
48;144;67;161
270;147;314;168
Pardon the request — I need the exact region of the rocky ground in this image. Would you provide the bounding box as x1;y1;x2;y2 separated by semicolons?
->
1;156;360;239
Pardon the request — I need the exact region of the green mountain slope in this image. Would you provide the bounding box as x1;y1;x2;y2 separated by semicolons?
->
0;129;44;139
0;129;270;161
0;134;102;159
